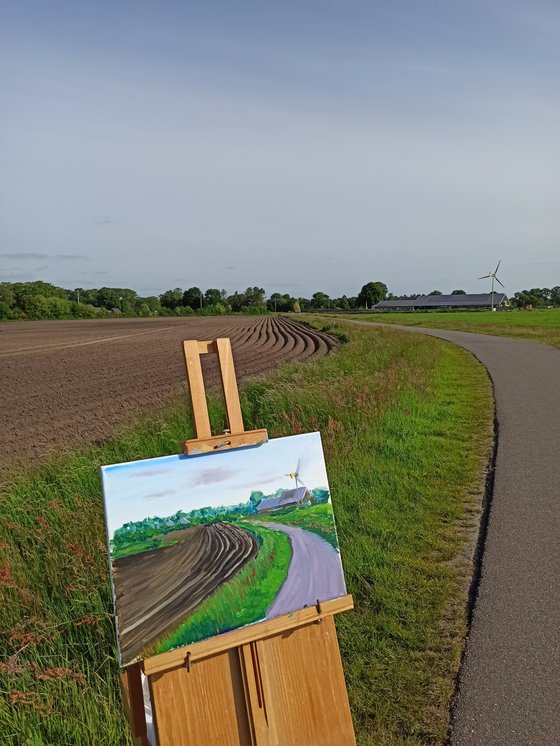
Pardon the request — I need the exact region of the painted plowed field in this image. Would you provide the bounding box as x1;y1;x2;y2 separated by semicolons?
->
0;316;336;472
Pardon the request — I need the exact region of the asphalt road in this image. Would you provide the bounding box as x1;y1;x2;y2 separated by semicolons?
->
257;523;347;618
352;321;560;744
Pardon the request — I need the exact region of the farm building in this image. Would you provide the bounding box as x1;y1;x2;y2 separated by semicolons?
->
375;293;508;310
256;486;309;512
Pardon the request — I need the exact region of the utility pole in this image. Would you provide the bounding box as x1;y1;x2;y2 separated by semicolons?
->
200;292;203;311
76;289;80;305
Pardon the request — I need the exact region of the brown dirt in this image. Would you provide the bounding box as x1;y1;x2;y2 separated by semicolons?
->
113;522;259;664
0;316;337;473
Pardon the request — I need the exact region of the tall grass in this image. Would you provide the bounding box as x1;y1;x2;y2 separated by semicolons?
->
0;322;492;744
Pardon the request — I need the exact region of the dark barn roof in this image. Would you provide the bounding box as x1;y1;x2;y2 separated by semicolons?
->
375;299;418;309
256;486;308;512
376;293;507;310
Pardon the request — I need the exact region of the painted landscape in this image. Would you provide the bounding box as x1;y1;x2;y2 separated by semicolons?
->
101;432;346;666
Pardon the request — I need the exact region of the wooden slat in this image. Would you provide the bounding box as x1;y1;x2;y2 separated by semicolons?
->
216;337;245;433
182;429;268;455
142;595;353;676
149;648;253;746
182;340;211;439
238;641;276;745
258;615;356;745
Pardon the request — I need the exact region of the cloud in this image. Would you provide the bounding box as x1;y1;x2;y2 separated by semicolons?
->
81;270;108;276
143;488;179;501
34;265;49;272
0;252;85;261
188;467;238;487
92;216;114;225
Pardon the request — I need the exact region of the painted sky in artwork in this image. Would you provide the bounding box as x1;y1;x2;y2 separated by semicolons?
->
101;432;330;539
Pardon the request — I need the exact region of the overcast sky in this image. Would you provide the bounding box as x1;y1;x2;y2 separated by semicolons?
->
101;432;329;539
1;1;558;297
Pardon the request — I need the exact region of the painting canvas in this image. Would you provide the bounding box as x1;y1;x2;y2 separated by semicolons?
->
101;432;347;667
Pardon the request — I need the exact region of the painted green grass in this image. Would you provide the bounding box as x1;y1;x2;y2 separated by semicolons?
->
256;503;339;549
342;307;560;347
110;536;178;560
0;321;492;745
148;523;291;655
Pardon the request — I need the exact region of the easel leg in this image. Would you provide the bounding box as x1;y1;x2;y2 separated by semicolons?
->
121;663;151;746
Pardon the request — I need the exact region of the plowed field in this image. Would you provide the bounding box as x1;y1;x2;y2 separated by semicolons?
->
0;316;337;472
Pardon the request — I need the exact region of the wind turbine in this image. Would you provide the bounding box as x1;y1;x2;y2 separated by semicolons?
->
478;260;505;312
285;458;303;489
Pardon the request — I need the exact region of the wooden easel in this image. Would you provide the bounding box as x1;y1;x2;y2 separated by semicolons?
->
121;338;355;746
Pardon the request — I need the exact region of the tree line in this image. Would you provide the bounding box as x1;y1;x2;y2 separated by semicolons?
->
0;279;558;321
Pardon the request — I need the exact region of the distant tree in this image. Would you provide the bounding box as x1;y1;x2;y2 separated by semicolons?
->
333;295;350;309
512;289;549;308
0;282;15;308
241;287;266;308
429;290;443;296
310;291;330;309
227;291;243;312
451;289;466;295
357;282;387;308
160;288;183;310
551;286;560;306
70;287;99;305
182;286;203;310
293;299;301;313
200;302;228;316
267;293;295;312
204;288;222;306
96;287;137;311
140;296;161;313
0;301;12;320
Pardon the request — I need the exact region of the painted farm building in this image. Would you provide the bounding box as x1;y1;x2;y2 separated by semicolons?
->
375;292;508;311
256;486;309;513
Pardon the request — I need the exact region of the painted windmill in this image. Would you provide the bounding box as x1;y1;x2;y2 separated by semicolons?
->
256;458;309;512
285;458;304;489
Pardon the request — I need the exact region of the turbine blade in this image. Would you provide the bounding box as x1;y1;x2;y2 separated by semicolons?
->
296;458;301;475
494;259;501;274
495;276;505;288
478;274;490;279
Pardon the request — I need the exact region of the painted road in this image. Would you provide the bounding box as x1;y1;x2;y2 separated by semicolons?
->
351;320;560;745
258;523;347;618
113;522;258;664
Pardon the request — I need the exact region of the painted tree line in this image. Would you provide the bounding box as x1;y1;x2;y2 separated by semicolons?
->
0;280;558;321
111;487;330;552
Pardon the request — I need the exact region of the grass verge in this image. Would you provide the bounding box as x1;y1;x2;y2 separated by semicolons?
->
0;321;492;745
341;307;560;347
257;503;340;549
148;523;291;655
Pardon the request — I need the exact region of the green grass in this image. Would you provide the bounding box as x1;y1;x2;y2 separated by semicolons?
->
0;321;492;745
256;503;340;548
342;307;560;347
148;523;291;655
110;536;178;560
